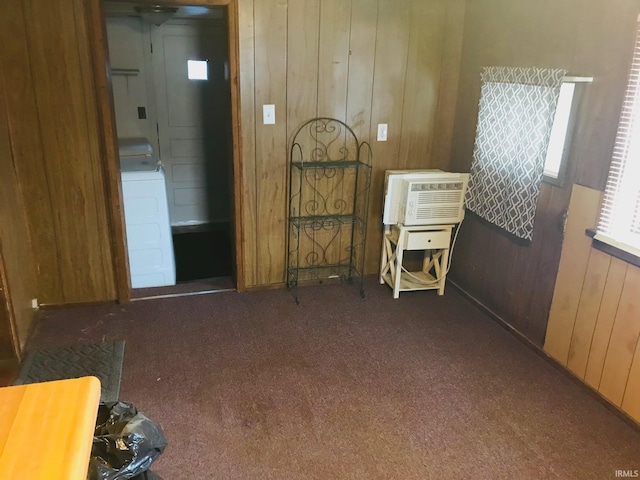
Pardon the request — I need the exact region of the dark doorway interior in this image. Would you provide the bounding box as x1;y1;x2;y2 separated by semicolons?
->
172;223;232;281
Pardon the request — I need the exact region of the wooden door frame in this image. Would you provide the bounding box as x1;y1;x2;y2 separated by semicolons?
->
0;243;20;361
86;0;245;302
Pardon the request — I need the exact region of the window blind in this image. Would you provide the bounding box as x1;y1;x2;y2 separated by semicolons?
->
595;19;640;257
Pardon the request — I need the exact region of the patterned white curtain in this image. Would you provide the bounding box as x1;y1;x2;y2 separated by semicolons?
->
465;67;566;240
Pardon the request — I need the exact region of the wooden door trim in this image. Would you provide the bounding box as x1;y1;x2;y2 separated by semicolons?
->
0;243;20;361
86;0;245;301
86;0;131;302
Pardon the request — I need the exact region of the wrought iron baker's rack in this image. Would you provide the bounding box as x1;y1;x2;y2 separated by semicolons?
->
286;118;372;303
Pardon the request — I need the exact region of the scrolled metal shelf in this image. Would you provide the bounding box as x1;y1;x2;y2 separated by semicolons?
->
286;118;372;303
290;160;365;169
288;214;365;229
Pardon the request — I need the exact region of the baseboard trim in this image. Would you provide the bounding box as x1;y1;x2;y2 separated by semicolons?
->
447;279;640;431
447;279;540;351
38;300;118;310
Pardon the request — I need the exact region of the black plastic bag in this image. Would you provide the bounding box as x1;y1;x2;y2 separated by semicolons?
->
131;472;162;480
88;401;167;480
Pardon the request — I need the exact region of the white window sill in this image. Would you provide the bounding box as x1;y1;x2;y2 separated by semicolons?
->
586;228;640;268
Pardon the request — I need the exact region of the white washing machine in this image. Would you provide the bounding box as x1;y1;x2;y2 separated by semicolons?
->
119;138;176;288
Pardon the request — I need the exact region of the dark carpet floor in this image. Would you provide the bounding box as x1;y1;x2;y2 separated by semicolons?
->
25;278;640;479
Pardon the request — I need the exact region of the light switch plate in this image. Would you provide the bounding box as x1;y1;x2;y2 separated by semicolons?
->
377;123;388;141
263;104;275;124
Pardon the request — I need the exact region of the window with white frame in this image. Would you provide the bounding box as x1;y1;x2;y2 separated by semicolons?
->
187;59;208;80
543;82;579;184
595;20;640;258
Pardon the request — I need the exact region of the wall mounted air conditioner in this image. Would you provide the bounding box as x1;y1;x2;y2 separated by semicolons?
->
382;170;470;226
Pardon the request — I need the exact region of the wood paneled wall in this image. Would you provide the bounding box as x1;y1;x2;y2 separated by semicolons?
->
0;72;37;359
239;0;465;287
447;0;639;345
0;0;463;306
545;185;640;424
0;0;116;305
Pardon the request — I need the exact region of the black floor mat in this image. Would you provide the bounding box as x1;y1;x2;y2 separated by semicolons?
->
173;228;232;281
13;341;125;402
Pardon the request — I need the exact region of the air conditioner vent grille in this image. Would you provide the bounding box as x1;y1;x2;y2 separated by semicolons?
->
416;205;460;220
417;191;463;205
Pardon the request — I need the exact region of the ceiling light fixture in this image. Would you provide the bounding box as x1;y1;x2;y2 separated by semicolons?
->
134;5;178;26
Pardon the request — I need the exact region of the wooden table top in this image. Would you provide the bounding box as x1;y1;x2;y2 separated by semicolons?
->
0;376;101;480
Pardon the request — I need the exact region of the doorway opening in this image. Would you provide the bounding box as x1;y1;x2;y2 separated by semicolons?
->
104;2;236;297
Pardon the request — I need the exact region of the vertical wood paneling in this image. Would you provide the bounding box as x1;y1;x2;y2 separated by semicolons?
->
397;0;446;170
622;333;640;422
225;0;246;291
448;0;639;347
316;1;352;269
566;248;610;378
369;0;411;168
0;249;17;359
345;0;378;143
584;257;628;389
432;0;465;171
544;185;601;363
238;0;257;287
522;184;570;340
71;0;116;300
84;0;466;292
599;265;640;406
286;0;320;138
1;0;116;304
23;0;79;300
545;185;640;422
0;1;61;303
0;71;37;357
1;0;466;301
86;0;132;301
236;0;462;286
285;1;321;274
317;0;351;120
18;0;115;303
254;0;288;285
529;0;578;69
571;0;637;191
366;0;411;273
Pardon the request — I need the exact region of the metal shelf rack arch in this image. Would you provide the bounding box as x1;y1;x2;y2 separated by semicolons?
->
286;118;372;303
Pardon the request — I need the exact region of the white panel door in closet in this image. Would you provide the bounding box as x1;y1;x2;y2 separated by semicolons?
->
151;20;230;226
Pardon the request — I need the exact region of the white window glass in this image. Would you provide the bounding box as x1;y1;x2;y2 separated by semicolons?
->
543;82;576;179
187;60;208;81
596;21;640;257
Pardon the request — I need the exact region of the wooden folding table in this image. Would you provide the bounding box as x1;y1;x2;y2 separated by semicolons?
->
0;376;101;480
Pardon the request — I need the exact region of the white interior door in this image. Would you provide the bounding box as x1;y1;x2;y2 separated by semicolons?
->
151;20;231;226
